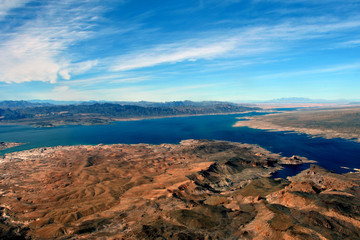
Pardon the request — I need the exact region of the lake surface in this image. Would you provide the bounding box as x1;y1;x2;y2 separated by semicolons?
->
1;112;360;178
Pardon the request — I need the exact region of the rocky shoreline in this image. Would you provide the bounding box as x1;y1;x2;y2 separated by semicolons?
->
0;142;24;151
234;116;360;143
0;140;359;239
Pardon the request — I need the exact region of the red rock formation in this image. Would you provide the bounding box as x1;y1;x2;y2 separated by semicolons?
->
0;141;359;239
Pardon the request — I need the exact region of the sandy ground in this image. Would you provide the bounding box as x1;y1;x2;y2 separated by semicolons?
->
233;117;360;143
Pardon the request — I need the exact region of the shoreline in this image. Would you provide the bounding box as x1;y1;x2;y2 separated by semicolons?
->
233;117;360;143
112;110;261;122
0;111;261;127
0;142;25;151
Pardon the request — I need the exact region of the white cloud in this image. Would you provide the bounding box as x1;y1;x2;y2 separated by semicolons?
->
110;39;237;71
109;18;360;72
254;62;360;80
34;83;218;102
0;0;29;20
336;39;360;48
85;84;219;101
36;85;89;101
64;74;150;87
59;60;99;80
2;1;360;85
0;1;102;84
0;33;65;83
52;86;70;92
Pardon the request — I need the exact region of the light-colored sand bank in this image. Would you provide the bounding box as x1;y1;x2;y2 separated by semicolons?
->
234;117;360;143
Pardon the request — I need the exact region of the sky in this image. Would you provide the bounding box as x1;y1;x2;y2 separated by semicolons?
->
0;0;359;102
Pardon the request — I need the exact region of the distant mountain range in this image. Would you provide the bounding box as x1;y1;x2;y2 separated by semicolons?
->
0;101;259;127
0;100;53;109
0;100;256;109
262;97;353;104
2;98;358;109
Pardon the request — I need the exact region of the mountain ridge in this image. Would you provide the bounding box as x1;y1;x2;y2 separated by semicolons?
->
0;101;259;127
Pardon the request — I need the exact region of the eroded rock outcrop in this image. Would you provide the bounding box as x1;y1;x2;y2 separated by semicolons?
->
0;140;359;239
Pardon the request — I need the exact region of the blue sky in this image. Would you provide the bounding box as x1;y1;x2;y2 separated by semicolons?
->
0;0;359;102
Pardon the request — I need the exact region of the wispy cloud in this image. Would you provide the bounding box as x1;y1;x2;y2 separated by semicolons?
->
34;83;218;101
46;85;90;101
0;0;30;20
110;38;238;71
0;0;104;84
335;39;360;48
85;83;220;101
2;0;360;89
63;74;150;87
109;17;360;72
59;60;99;80
255;62;360;80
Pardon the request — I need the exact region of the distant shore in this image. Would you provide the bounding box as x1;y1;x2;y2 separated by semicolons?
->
112;110;262;121
233;116;360;143
0;142;24;150
0;111;261;128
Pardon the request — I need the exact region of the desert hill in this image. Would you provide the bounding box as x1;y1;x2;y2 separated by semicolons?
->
0;140;359;239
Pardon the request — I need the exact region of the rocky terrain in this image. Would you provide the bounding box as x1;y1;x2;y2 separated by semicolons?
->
0;142;24;151
0;140;359;239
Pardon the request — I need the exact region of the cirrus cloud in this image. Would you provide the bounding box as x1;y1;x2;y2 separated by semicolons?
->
108;17;360;72
0;0;102;84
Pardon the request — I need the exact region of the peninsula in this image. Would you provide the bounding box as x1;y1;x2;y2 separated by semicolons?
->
0;142;24;150
234;107;360;143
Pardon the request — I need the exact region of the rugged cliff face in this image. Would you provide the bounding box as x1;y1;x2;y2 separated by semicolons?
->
0;140;359;239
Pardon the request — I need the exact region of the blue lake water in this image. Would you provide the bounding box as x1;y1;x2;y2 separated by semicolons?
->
1;112;360;178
